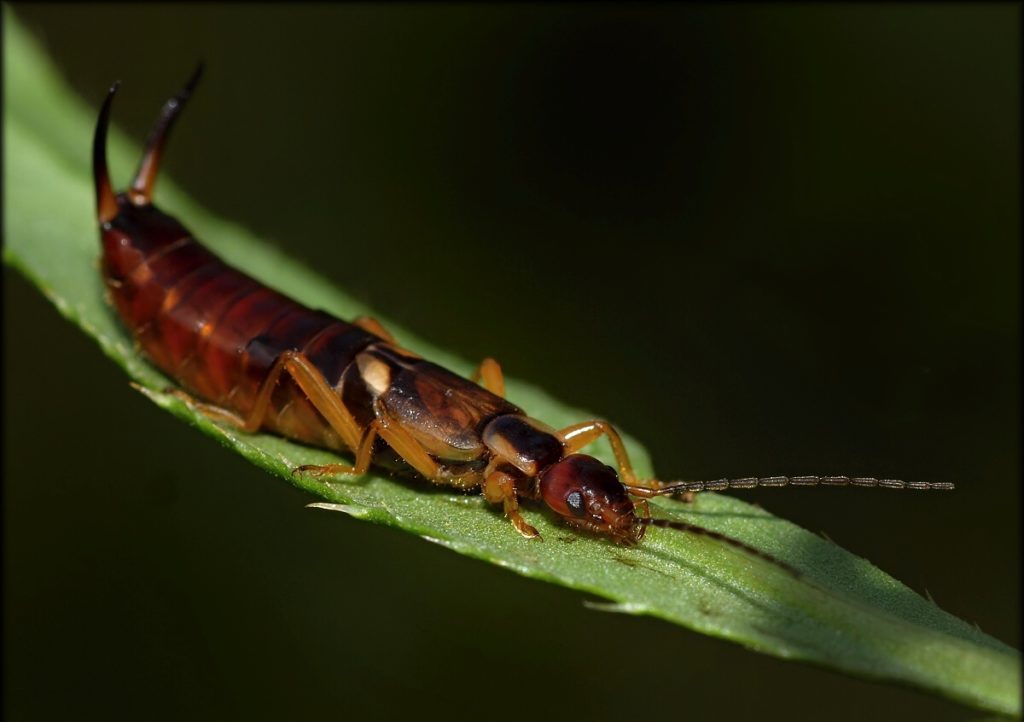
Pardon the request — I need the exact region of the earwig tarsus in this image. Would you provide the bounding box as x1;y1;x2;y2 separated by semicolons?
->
93;68;954;578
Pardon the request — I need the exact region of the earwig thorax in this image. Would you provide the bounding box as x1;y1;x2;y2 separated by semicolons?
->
482;414;563;476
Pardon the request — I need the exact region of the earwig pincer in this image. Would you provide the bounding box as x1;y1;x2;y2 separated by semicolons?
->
93;69;955;577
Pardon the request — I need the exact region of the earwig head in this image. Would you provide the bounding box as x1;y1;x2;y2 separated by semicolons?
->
539;454;802;573
538;454;639;543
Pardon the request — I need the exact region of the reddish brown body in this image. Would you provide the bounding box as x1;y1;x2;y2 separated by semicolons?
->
101;190;529;476
102;202;373;449
92;70;953;568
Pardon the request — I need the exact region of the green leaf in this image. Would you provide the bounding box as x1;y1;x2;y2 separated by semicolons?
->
4;7;1019;717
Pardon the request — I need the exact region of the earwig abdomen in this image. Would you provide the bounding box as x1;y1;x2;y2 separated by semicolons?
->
100;195;378;449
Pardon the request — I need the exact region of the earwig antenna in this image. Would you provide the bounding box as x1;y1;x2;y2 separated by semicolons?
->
641;475;955;496
637;517;799;578
129;62;204;204
93;82;120;224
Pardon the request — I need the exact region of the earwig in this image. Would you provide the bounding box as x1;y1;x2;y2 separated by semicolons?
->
93;70;954;578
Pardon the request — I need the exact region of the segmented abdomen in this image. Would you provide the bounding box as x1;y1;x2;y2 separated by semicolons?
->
101;197;378;449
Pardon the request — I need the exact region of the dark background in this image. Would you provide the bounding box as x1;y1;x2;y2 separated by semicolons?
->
4;4;1019;721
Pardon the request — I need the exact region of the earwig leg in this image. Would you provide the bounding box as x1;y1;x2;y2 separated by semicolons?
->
354;317;422;359
286;375;470;483
175;350;366;457
556;419;697;503
371;413;442;480
555;420;640;486
169;349;478;491
272;351;364;452
171;350;364;453
470;357;506;398
354;316;397;344
294;420;381;477
165;388;249;428
255;352;415;479
364;403;485;491
271;358;476;488
482;467;540;539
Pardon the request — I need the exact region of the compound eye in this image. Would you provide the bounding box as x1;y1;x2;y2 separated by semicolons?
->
565;489;586;517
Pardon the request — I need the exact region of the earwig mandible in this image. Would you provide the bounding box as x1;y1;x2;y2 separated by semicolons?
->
93;68;955;576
